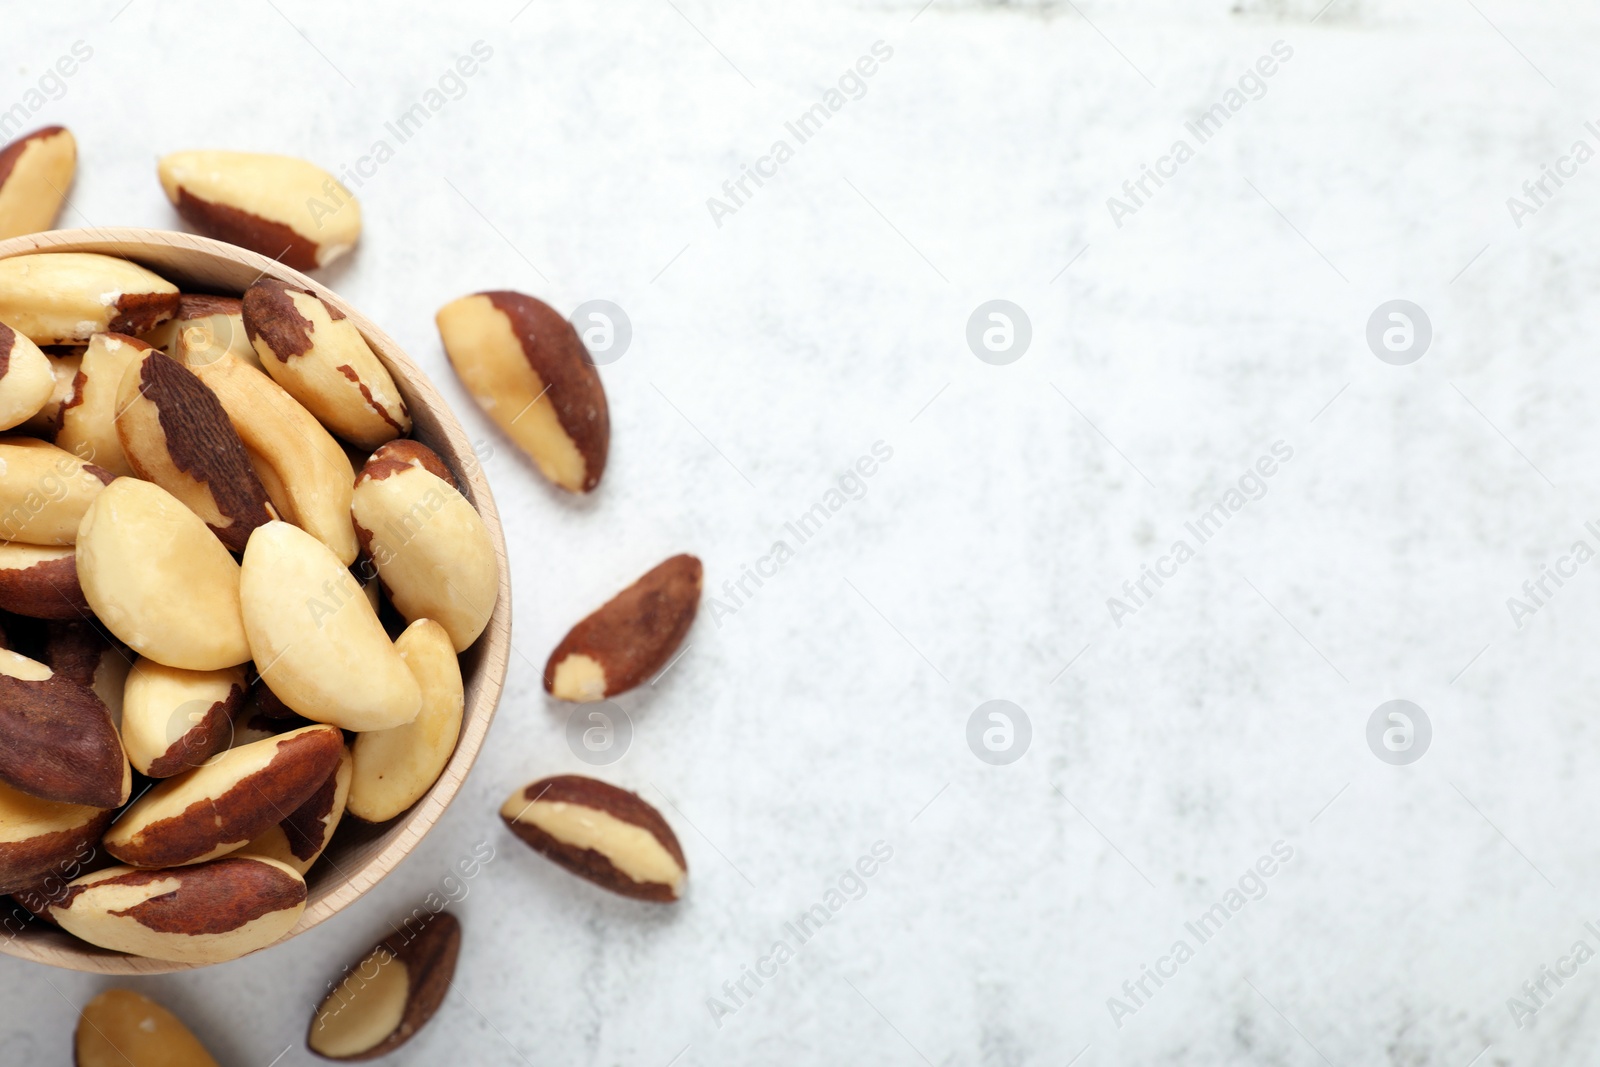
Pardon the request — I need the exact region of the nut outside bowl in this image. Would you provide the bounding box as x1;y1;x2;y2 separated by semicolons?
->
0;229;511;974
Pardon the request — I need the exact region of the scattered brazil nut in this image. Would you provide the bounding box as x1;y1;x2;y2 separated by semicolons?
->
0;126;75;241
55;331;150;477
158;150;361;270
0;778;113;895
243;278;410;449
240;521;421;731
115;342;276;551
103;723;344;867
243;744;352;875
49;854;307;963
435;291;609;492
544;554;702;702
75;988;220;1067
0;542;88;619
119;658;246;777
0;322;53;431
500;775;686;901
141;292;262;371
348;619;463;823
0;435;111;545
178;350;359;564
0;646;129;808
75;477;252;671
307;910;460;1060
0;252;178;345
350;440;498;652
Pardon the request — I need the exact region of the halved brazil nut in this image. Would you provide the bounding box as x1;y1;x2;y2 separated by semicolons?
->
0;252;178;344
0;323;52;431
348;619;463;823
116;343;276;551
0;126;75;241
51;854;307;963
56;331;150;476
0;646;129;807
244;278;409;449
0;436;111;545
351;441;497;652
179;351;358;564
75;989;220;1067
76;477;251;670
544;554;702;702
500;775;686;901
243;744;351;875
120;659;246;777
159;150;361;271
241;521;420;731
103;723;344;867
0;778;113;895
436;291;609;492
307;910;460;1060
0;542;88;619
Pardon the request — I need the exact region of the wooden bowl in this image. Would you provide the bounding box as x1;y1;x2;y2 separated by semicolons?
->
0;229;511;974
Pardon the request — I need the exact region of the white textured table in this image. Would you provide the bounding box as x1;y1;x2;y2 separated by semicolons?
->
6;1;1600;1063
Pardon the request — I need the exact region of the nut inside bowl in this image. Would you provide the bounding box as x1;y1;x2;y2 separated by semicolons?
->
0;229;510;974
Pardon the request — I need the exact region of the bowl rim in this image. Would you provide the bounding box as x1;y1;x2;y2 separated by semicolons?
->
0;228;512;974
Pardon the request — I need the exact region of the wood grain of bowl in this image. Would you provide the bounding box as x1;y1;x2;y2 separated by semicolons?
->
0;229;511;974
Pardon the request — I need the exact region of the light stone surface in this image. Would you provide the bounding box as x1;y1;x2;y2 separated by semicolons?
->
3;0;1599;1063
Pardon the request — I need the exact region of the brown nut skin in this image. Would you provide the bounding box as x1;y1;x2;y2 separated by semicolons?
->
50;854;307;964
115;345;276;552
0;542;88;619
242;744;352;875
0;126;75;241
103;723;344;868
500;775;686;902
42;619;132;724
9;837;113;922
75;988;221;1067
543;554;702;702
159;150;361;271
120;658;247;778
0;779;113;895
0;323;54;431
308;910;460;1061
0;647;130;808
436;291;609;492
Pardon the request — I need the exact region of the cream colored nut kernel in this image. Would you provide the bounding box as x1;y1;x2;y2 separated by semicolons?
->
115;343;276;551
159;150;361;270
52;854;307;963
242;744;351;875
0;541;88;619
104;723;344;867
0;646;130;808
241;520;421;731
75;477;251;670
351;440;498;652
0;323;52;431
0;126;75;241
0;435;112;545
55;331;148;476
20;348;80;436
75;989;220;1067
500;775;687;901
348;620;463;823
244;278;409;449
436;291;609;492
141;292;263;370
0;777;113;895
178;350;358;564
0;252;179;345
120;658;246;777
307;911;460;1060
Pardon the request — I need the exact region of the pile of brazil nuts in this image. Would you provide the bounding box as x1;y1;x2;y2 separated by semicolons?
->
0;128;705;1059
